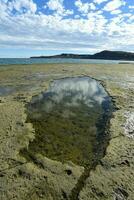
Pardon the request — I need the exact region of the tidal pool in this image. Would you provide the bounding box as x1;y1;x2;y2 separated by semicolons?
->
22;77;112;167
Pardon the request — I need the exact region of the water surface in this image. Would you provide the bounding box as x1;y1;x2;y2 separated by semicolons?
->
0;86;15;96
0;58;119;65
22;76;112;167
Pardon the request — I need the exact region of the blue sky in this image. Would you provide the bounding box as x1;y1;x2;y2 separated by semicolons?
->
0;0;134;57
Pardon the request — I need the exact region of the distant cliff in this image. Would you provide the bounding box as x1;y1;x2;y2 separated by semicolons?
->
30;50;134;61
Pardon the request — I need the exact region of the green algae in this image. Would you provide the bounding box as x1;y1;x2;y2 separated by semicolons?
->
23;105;102;167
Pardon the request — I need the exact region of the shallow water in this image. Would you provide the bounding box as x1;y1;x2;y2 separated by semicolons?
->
0;86;15;96
23;77;112;167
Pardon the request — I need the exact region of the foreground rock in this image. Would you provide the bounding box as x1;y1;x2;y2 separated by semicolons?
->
0;63;134;199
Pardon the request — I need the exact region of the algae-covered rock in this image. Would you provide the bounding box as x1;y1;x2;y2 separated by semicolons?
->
0;63;134;200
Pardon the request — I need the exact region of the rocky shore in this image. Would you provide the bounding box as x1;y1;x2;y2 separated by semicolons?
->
0;63;134;200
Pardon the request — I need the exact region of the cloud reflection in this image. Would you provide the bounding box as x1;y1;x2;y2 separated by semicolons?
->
31;77;109;113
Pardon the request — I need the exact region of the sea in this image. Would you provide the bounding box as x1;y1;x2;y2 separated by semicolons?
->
0;58;121;65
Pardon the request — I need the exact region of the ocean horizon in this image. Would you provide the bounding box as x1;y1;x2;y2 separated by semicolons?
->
0;58;125;65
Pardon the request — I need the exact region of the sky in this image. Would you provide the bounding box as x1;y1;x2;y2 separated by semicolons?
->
0;0;134;58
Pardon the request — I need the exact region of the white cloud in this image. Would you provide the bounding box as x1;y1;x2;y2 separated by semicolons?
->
46;0;73;16
90;3;96;10
0;1;8;17
94;0;108;4
104;0;126;11
1;0;8;3
74;15;80;19
47;0;63;13
129;5;134;9
75;0;96;14
7;0;37;14
0;0;134;55
110;9;122;15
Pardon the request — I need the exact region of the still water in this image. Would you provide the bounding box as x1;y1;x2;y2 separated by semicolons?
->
0;86;15;96
23;77;112;167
